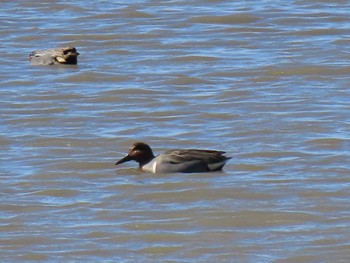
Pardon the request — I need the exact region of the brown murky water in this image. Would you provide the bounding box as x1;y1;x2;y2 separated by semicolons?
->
1;1;350;262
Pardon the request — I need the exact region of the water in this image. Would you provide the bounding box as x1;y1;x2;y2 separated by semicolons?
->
1;1;350;262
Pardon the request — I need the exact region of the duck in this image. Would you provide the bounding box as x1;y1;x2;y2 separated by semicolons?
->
29;47;79;65
115;142;231;173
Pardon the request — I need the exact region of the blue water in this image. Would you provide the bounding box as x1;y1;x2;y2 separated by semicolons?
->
1;1;350;262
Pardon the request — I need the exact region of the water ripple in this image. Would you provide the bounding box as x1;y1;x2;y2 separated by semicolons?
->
1;1;350;262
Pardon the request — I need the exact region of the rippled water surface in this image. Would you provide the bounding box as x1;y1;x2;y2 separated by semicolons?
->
1;1;350;262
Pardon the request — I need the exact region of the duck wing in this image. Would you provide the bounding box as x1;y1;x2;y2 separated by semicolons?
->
163;149;227;163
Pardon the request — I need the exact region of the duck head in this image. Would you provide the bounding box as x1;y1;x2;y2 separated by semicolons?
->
115;142;155;167
55;47;80;64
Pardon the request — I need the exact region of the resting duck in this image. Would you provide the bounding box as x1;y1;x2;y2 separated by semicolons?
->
115;142;231;173
29;47;79;65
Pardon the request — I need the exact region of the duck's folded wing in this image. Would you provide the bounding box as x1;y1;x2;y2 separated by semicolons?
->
163;149;229;164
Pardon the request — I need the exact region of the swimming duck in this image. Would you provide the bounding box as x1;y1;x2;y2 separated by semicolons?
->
115;142;231;173
29;47;79;65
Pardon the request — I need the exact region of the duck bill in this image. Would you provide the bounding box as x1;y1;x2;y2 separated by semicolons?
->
115;154;132;165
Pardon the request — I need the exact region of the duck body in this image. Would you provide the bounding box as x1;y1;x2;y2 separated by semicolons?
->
29;47;79;65
115;142;231;173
